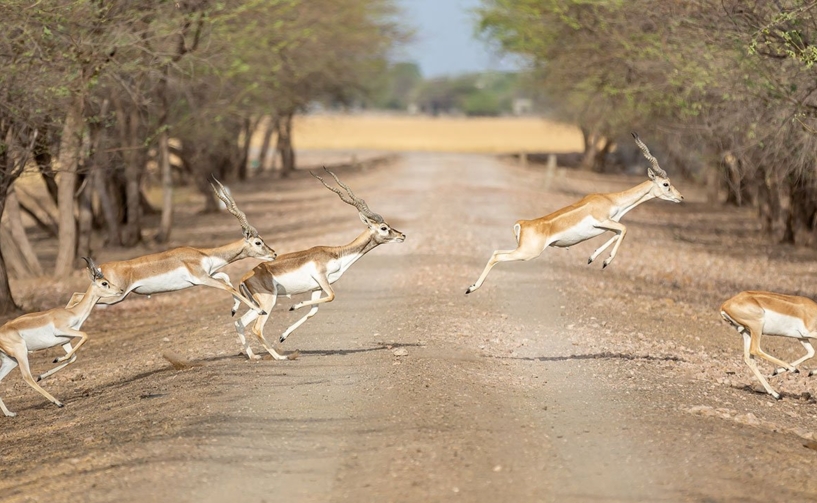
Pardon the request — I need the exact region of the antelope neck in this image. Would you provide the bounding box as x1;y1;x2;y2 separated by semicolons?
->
609;180;656;217
335;228;380;263
202;239;248;265
69;285;104;322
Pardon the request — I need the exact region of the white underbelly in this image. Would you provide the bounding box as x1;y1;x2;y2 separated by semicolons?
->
20;325;72;352
274;272;319;296
550;217;605;248
131;268;197;294
762;310;810;338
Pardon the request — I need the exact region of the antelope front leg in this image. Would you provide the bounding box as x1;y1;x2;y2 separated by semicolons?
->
38;330;87;382
282;290;324;343
749;331;797;376
38;342;76;381
289;278;334;311
52;329;88;363
774;339;814;376
593;220;627;268
587;234;618;265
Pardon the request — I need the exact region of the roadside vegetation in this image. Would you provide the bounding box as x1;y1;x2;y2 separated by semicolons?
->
479;0;817;246
0;0;402;312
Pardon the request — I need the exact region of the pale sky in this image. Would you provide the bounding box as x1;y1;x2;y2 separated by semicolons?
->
394;0;522;77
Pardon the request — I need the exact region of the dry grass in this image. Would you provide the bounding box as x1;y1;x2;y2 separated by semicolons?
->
289;114;583;153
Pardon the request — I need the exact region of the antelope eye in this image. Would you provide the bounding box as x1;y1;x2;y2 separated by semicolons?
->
255;241;261;245
663;182;669;187
380;226;387;231
102;281;108;287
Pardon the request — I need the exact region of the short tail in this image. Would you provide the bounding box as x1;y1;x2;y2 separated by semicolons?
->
513;223;521;243
240;282;258;308
720;310;744;332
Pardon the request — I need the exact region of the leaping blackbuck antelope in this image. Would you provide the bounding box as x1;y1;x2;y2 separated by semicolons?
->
466;133;684;294
0;258;124;417
66;178;275;313
233;168;406;360
720;291;817;399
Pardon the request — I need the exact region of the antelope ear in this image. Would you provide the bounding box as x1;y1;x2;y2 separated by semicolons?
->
359;212;374;226
647;168;657;181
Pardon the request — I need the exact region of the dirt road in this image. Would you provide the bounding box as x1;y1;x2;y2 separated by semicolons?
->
2;153;817;502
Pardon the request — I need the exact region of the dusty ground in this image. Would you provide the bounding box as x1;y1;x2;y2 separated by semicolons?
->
2;152;817;502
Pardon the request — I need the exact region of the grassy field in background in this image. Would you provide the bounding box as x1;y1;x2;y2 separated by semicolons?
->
290;114;583;153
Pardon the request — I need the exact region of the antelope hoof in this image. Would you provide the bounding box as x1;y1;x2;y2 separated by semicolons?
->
3;410;17;418
53;358;59;363
771;391;781;400
279;335;286;343
587;258;593;264
289;305;296;311
602;262;609;269
809;369;816;377
231;310;236;317
56;401;64;408
465;286;473;295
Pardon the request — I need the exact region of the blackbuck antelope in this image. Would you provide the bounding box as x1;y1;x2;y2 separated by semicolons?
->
466;133;684;294
0;258;124;417
720;291;817;399
66;178;275;313
233;168;406;360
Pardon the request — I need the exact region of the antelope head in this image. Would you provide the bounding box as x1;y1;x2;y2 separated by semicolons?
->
311;168;406;244
211;177;277;260
632;132;684;203
82;257;124;299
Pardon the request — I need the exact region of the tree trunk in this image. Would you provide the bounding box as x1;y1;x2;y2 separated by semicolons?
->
237;116;255;181
258;116;277;172
196;174;220;213
77;176;94;258
579;126;599;171
15;191;59;237
277;112;295;177
780;184;795;245
722;152;748;206
95;172;121;245
2;187;42;276
54;97;84;277
34;127;59;206
121;106;144;247
156;127;173;243
0;197;18;315
592;137;614;173
156;68;174;244
756;166;788;241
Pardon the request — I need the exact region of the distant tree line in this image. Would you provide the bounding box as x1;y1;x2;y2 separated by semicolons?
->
0;0;400;313
368;62;533;116
479;0;817;245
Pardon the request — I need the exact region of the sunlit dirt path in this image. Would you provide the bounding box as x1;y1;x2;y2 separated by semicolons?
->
2;153;817;503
